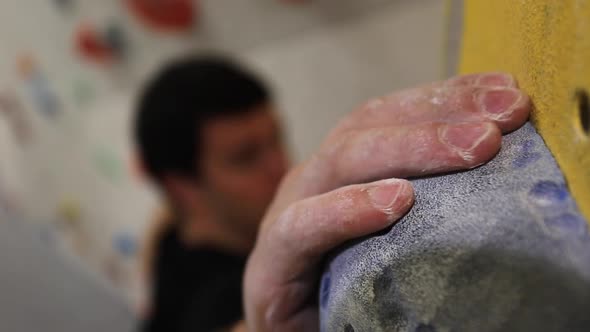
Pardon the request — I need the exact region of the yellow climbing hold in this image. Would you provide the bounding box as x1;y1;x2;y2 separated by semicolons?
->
459;0;590;222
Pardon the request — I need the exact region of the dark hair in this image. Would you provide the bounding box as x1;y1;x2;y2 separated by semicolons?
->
134;55;270;180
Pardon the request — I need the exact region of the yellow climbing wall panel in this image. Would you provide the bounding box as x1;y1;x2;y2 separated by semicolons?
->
459;0;590;221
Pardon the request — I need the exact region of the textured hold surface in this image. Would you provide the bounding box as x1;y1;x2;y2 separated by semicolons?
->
320;124;590;331
459;0;590;221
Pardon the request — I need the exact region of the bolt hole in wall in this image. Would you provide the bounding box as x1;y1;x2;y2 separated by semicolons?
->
575;89;590;137
343;323;355;332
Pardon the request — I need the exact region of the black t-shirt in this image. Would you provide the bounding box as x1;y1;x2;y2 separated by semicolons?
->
143;227;247;332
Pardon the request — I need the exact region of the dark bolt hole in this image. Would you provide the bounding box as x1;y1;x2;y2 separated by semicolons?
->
576;89;590;135
343;323;355;332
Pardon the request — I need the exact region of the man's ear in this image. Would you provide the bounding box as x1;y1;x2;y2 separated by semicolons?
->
161;174;205;210
130;152;148;183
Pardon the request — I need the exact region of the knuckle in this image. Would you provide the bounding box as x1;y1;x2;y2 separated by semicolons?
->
320;129;356;163
274;199;325;257
273;202;303;243
314;132;353;183
359;97;386;114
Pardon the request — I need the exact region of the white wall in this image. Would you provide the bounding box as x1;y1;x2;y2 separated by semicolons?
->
0;0;445;308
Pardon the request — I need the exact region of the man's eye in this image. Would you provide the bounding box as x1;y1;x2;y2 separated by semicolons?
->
230;147;260;168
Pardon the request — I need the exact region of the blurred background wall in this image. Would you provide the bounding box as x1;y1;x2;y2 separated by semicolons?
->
0;0;445;311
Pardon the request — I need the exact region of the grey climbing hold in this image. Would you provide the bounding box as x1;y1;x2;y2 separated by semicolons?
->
320;123;590;332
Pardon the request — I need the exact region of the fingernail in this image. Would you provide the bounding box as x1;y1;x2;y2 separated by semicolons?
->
477;88;522;115
368;179;405;211
439;122;494;152
475;73;516;87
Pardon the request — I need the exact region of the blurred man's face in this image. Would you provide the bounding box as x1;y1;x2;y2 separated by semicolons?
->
198;104;289;235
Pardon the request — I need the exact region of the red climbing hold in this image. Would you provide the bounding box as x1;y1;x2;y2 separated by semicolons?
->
75;23;115;65
126;0;197;33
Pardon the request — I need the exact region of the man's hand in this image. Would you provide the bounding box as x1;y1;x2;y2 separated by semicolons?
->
243;73;531;331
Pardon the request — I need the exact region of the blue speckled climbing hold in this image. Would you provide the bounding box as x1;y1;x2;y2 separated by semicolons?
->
320;123;590;332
